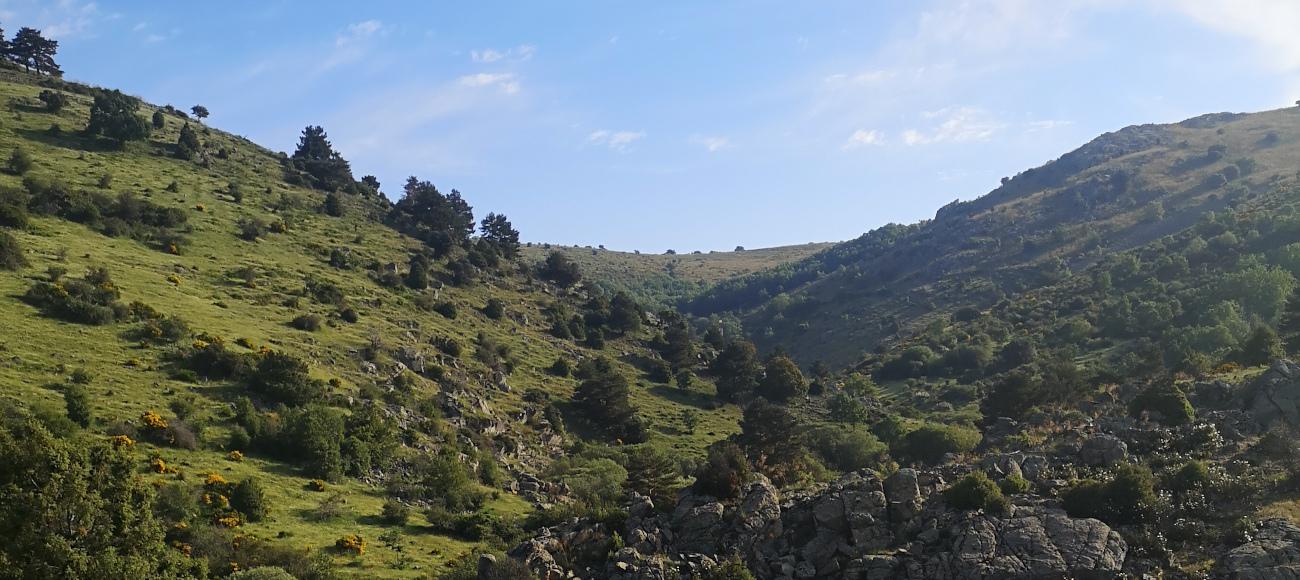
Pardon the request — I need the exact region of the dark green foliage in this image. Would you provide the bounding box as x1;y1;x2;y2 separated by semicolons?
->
607;292;642;335
323;190;344;217
38;89;68;112
828;391;869;424
1129;382;1194;426
547;356;572;377
231;478;269;522
434;301;458;319
0;231;25;270
23;267;124;324
387;178;475;256
892;423;981;464
86;89;151;147
876;346;937;381
248;351;327;406
1063;464;1157;525
402;450;484;511
693;440;751;499
6;147;32;175
540;251;581;287
190;105;209;120
480;212;520;258
657;313;695;369
289;126;355;192
63;383;92;427
1280;287;1300;354
944;472;1010;514
572;357;645;443
623;443;682;506
1167;460;1211;495
483;298;506;320
290;313;323;331
175;123;201;160
981;371;1040;420
712;340;761;402
1000;473;1031;495
758;355;807;402
808;425;887;472
23;177;190;252
737;398;804;470
0;418;201;578
9;27;61;75
406;254;430;289
151;109;165;129
380;500;410;526
280;405;346;481
1238;324;1283;366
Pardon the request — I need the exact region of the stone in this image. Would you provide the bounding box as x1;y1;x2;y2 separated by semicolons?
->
1080;434;1128;467
884;468;923;523
1217;518;1300;579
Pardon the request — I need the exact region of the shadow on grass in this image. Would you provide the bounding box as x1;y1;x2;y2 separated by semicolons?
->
15;127;118;152
647;385;718;410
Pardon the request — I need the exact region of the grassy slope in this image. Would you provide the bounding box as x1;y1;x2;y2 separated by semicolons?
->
521;243;832;309
0;75;738;577
691;108;1300;368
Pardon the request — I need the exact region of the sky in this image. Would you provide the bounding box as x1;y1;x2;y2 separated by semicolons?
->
3;1;1300;252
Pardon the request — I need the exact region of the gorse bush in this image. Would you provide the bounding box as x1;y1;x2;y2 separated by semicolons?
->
1063;463;1158;525
0;231;26;270
23;267;126;324
945;471;1010;514
892;422;981;464
6;148;33;175
22;177;189;252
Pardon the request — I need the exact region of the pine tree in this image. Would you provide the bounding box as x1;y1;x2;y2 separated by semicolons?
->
9;28;60;75
323;190;345;217
290;126;355;192
479;212;520;258
573;357;644;442
623;443;682;506
608;291;643;335
1239;324;1283;367
87;89;150;147
712;340;760;402
190;105;209;121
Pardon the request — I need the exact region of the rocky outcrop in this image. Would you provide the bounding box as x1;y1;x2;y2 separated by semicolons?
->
1079;434;1129;467
1245;360;1300;429
508;469;1128;580
1216;518;1300;579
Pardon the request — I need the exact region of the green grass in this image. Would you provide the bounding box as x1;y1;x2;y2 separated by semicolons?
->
0;72;739;577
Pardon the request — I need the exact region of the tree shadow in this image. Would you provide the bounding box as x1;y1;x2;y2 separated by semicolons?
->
648;385;717;410
15;127;118;152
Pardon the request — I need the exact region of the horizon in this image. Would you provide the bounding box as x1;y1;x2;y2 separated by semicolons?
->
4;0;1300;252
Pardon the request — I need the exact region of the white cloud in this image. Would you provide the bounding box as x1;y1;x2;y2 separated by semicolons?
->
132;21;147;32
471;45;536;63
458;73;520;94
589;130;645;152
337;19;384;46
1025;119;1073;132
690;134;730;152
842;129;884;149
901;107;1005;146
38;0;100;40
1157;0;1300;71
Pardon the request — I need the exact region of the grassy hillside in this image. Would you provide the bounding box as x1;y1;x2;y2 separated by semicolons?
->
0;69;739;578
689;108;1300;370
521;242;831;310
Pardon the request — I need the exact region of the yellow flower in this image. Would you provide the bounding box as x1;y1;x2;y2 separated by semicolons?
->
227;450;244;462
109;435;135;448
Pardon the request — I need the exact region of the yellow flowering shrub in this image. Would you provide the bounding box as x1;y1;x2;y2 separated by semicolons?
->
227;450;244;462
334;534;366;555
109;435;135;448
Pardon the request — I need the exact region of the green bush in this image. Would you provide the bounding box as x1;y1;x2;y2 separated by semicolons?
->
22;267;125;324
700;557;755;580
434;301;458;319
380;499;411;526
290;313;323;331
1129;382;1194;426
63;384;92;427
0;231;26;271
1063;464;1157;525
6;148;33;175
231;478;269;522
809;425;887;472
893;422;981;464
693;440;751;499
944;472;1010;514
1167;460;1211;495
999;473;1031;495
482;298;505;320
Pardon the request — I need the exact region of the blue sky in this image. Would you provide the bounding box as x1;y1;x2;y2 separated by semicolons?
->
4;1;1300;252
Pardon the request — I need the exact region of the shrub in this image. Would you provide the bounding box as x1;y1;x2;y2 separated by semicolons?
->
693;440;751;499
22;267;125;324
1129;382;1194;426
231;478;269;522
434;301;459;319
945;472;1010;514
809;425;887;472
893;422;981;464
482;298;505;320
290;313;323;331
1000;473;1031;495
1167;460;1211;495
700;557;756;580
547;357;572;377
64;384;92;427
334;534;365;555
237;217;268;241
6;148;33;175
248;351;327;406
0;232;26;271
380;499;411;526
1063;463;1157;525
38;89;68;112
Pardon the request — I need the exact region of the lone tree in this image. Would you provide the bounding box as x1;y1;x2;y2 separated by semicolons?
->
573;357;645;443
540;251;581;287
8;27;61;76
190;105;209;121
758;355;807;402
712;340;760;402
86;89;150;147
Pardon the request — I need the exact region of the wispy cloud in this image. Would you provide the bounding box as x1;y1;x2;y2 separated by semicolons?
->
337;19;384;46
689;134;730;152
901;107;1005;146
36;0;100;40
458;73;521;94
842;129;885;150
320;19;386;71
471;44;536;63
589;130;645;152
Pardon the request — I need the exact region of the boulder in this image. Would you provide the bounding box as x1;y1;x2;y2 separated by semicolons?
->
1079;434;1128;467
1246;360;1300;429
1216;518;1300;580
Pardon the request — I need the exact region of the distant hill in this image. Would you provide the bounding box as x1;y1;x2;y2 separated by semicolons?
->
521;242;832;310
687;108;1300;370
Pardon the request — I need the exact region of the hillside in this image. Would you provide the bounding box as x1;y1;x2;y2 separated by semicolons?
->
688;108;1300;370
0;67;741;578
520;242;831;310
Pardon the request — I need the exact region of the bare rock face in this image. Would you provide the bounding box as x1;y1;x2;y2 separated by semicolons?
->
1079;434;1129;467
1245;360;1300;429
1216;518;1300;580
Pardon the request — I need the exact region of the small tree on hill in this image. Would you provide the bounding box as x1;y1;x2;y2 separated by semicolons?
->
1238;324;1283;366
190;105;209;121
38;90;67;112
573;357;645;443
151;109;165;129
479;212;520;258
290;126;355;192
712;340;760;402
9;27;61;75
758;355;806;402
323;190;345;217
608;292;642;335
540;251;581;287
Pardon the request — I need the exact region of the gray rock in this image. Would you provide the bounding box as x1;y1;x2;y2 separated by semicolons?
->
1217;518;1300;580
1079;434;1128;467
885;468;923;523
1246;359;1300;429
